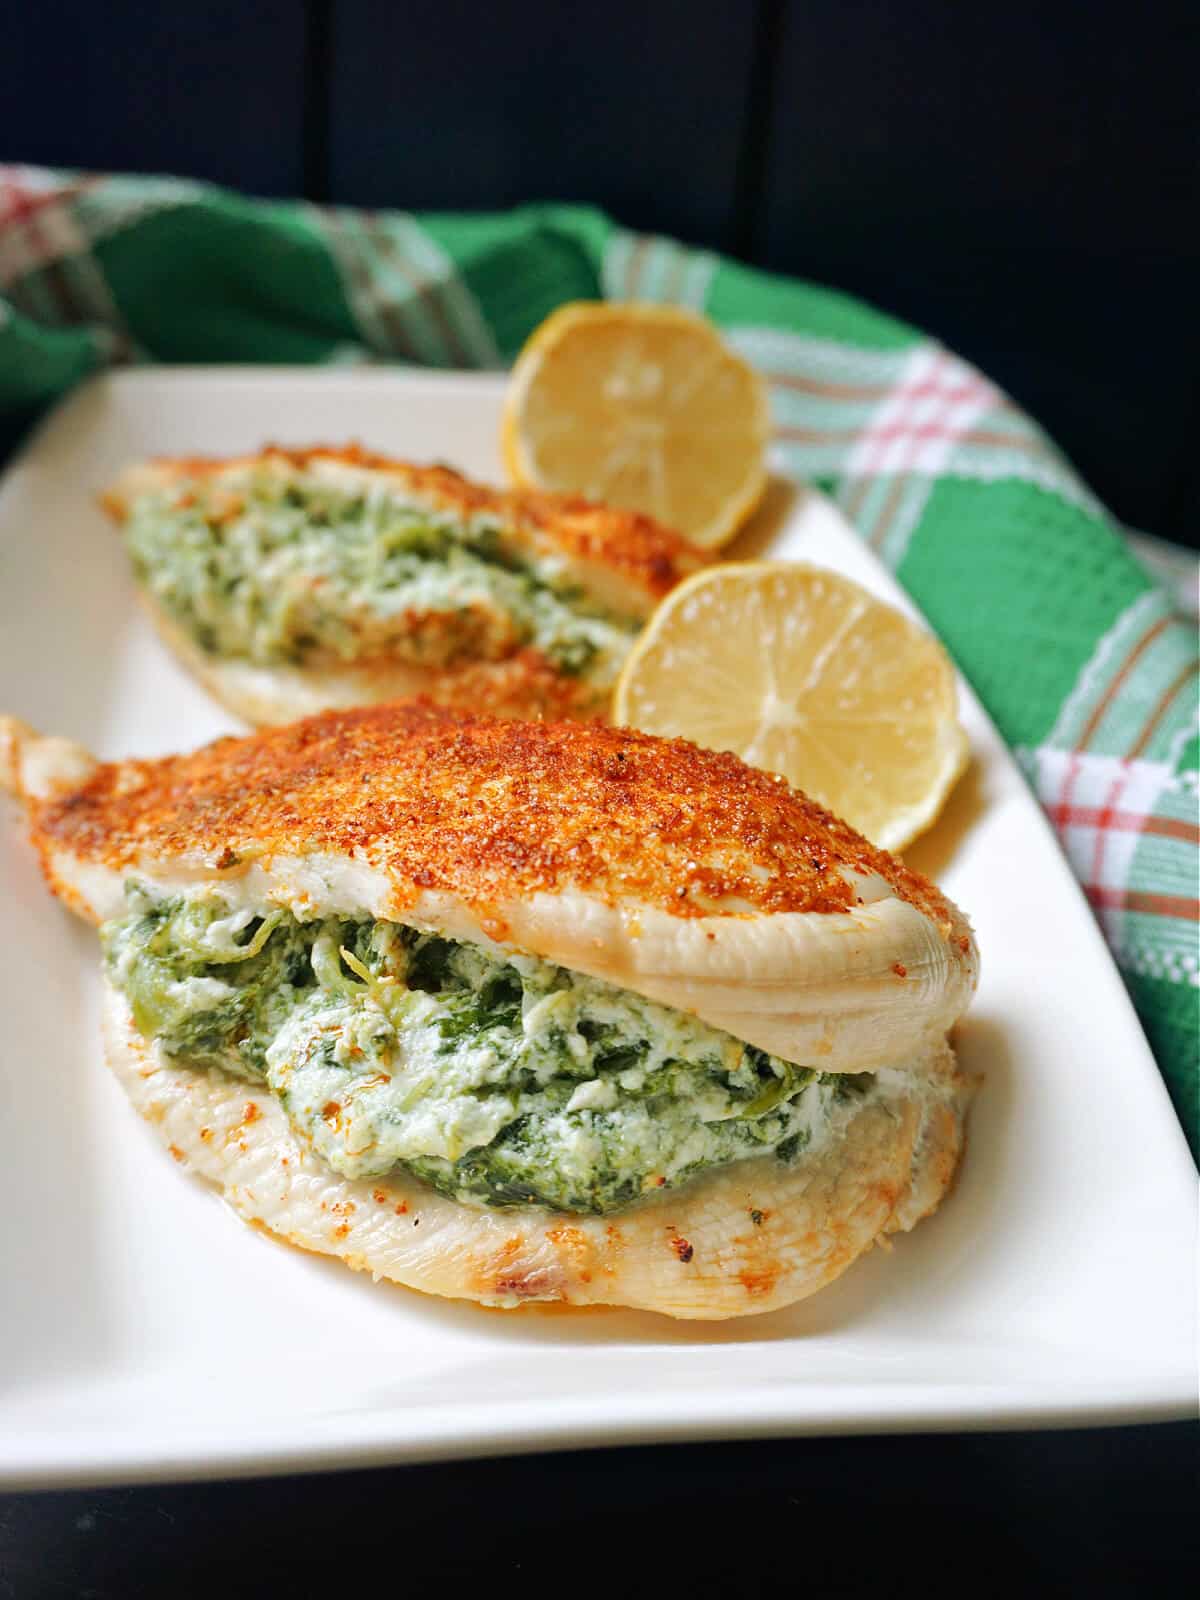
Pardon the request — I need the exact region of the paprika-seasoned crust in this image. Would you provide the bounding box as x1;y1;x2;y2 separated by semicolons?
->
30;700;964;930
4;705;978;1069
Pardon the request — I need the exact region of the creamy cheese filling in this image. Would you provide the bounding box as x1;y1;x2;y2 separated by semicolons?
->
101;885;897;1215
122;466;639;680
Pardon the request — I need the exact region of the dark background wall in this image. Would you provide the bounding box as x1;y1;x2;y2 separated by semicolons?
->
1;0;1196;543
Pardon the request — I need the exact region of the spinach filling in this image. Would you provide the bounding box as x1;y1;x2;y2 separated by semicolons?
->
123;470;639;678
103;889;872;1215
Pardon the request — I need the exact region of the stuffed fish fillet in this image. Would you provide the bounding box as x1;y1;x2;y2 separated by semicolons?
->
1;703;977;1320
101;446;704;725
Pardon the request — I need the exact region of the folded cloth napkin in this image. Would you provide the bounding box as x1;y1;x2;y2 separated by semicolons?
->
0;166;1195;1155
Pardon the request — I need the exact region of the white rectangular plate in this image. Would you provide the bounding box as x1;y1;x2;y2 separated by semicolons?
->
0;369;1194;1488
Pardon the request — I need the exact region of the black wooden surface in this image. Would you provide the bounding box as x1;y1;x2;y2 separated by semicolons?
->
759;0;1200;552
328;0;759;253
1;1425;1195;1596
0;1;310;199
1;0;1196;540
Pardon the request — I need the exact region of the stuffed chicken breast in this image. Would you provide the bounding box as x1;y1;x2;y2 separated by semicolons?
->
1;704;977;1320
101;446;703;725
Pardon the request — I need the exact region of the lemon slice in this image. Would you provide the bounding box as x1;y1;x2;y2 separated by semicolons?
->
613;561;968;851
502;301;770;549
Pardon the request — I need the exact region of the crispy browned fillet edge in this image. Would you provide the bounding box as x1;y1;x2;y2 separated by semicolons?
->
29;701;970;940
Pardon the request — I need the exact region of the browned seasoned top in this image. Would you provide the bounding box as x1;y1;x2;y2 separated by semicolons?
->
32;702;961;929
101;443;705;605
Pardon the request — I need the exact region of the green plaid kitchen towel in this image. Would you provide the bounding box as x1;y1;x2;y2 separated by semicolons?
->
1;166;1195;1154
